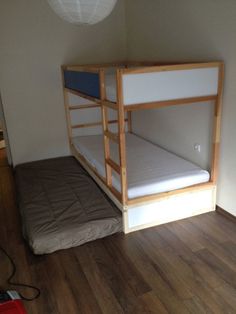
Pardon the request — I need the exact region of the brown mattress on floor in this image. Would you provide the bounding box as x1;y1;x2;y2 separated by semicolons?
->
15;156;122;254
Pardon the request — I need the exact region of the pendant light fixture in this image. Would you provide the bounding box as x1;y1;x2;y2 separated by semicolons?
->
47;0;118;25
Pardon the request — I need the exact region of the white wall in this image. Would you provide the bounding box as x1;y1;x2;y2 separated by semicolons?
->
125;0;236;216
0;0;126;165
132;102;214;170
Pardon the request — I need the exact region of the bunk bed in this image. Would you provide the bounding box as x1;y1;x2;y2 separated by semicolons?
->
61;61;224;233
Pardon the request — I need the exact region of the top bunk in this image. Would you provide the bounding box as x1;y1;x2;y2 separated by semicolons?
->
62;61;224;111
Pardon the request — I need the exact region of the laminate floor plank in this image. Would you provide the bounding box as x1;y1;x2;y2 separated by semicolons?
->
215;283;236;310
115;234;191;314
136;233;194;300
189;213;233;244
202;212;236;244
0;148;8;167
196;249;236;290
145;231;225;291
140;291;169;314
178;219;236;272
82;240;148;313
30;257;60;314
154;225;234;313
103;235;151;297
59;249;103;314
154;224;226;289
223;241;236;259
184;295;214;314
74;245;125;314
44;254;79;314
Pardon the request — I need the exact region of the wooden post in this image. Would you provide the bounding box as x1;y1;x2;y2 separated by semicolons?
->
61;67;72;145
116;69;128;205
210;63;224;183
100;69;112;186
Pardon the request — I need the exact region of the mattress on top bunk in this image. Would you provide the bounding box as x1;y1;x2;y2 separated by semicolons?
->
72;133;210;199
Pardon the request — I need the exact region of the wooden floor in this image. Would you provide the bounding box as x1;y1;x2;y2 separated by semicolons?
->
0;148;8;167
0;150;236;314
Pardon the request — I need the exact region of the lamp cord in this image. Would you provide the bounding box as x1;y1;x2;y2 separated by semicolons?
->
0;246;40;301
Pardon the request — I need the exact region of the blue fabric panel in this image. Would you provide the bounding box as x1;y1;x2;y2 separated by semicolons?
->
64;70;100;98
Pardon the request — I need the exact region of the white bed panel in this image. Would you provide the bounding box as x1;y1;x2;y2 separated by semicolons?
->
126;187;215;231
72;133;210;199
122;67;219;105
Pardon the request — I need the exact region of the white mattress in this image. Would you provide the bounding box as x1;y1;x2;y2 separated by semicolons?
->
72;133;210;199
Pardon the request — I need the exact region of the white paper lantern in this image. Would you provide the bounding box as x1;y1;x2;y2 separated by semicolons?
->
47;0;118;25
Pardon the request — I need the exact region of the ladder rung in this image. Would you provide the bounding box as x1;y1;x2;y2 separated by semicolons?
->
108;119;128;124
106;158;120;174
69;104;100;110
104;131;119;143
72;120;122;129
72;122;101;129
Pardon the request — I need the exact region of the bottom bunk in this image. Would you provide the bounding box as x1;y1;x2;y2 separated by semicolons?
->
72;133;210;199
70;133;216;233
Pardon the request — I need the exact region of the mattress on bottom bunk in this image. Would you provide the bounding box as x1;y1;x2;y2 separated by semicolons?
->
72;133;210;199
15;157;122;254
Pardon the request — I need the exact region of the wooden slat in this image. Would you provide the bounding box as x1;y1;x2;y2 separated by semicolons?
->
117;69;128;205
71;122;101;129
109;119;128;124
100;69;112;187
109;186;123;203
69;104;100;110
104;130;119;143
124;95;217;111
61;67;72;143
65;88;118;112
63;66;100;73
210;63;224;183
106;158;121;174
127;182;215;206
121;62;223;75
71;119;125;129
64;61;126;71
102;111;112;186
125;61;158;67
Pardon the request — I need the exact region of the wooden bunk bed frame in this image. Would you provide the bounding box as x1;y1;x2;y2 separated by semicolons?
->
61;61;224;233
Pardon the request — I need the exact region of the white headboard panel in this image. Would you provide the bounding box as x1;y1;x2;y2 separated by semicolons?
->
122;67;219;105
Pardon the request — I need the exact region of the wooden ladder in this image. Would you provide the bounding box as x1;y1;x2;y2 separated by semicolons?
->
100;69;128;205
